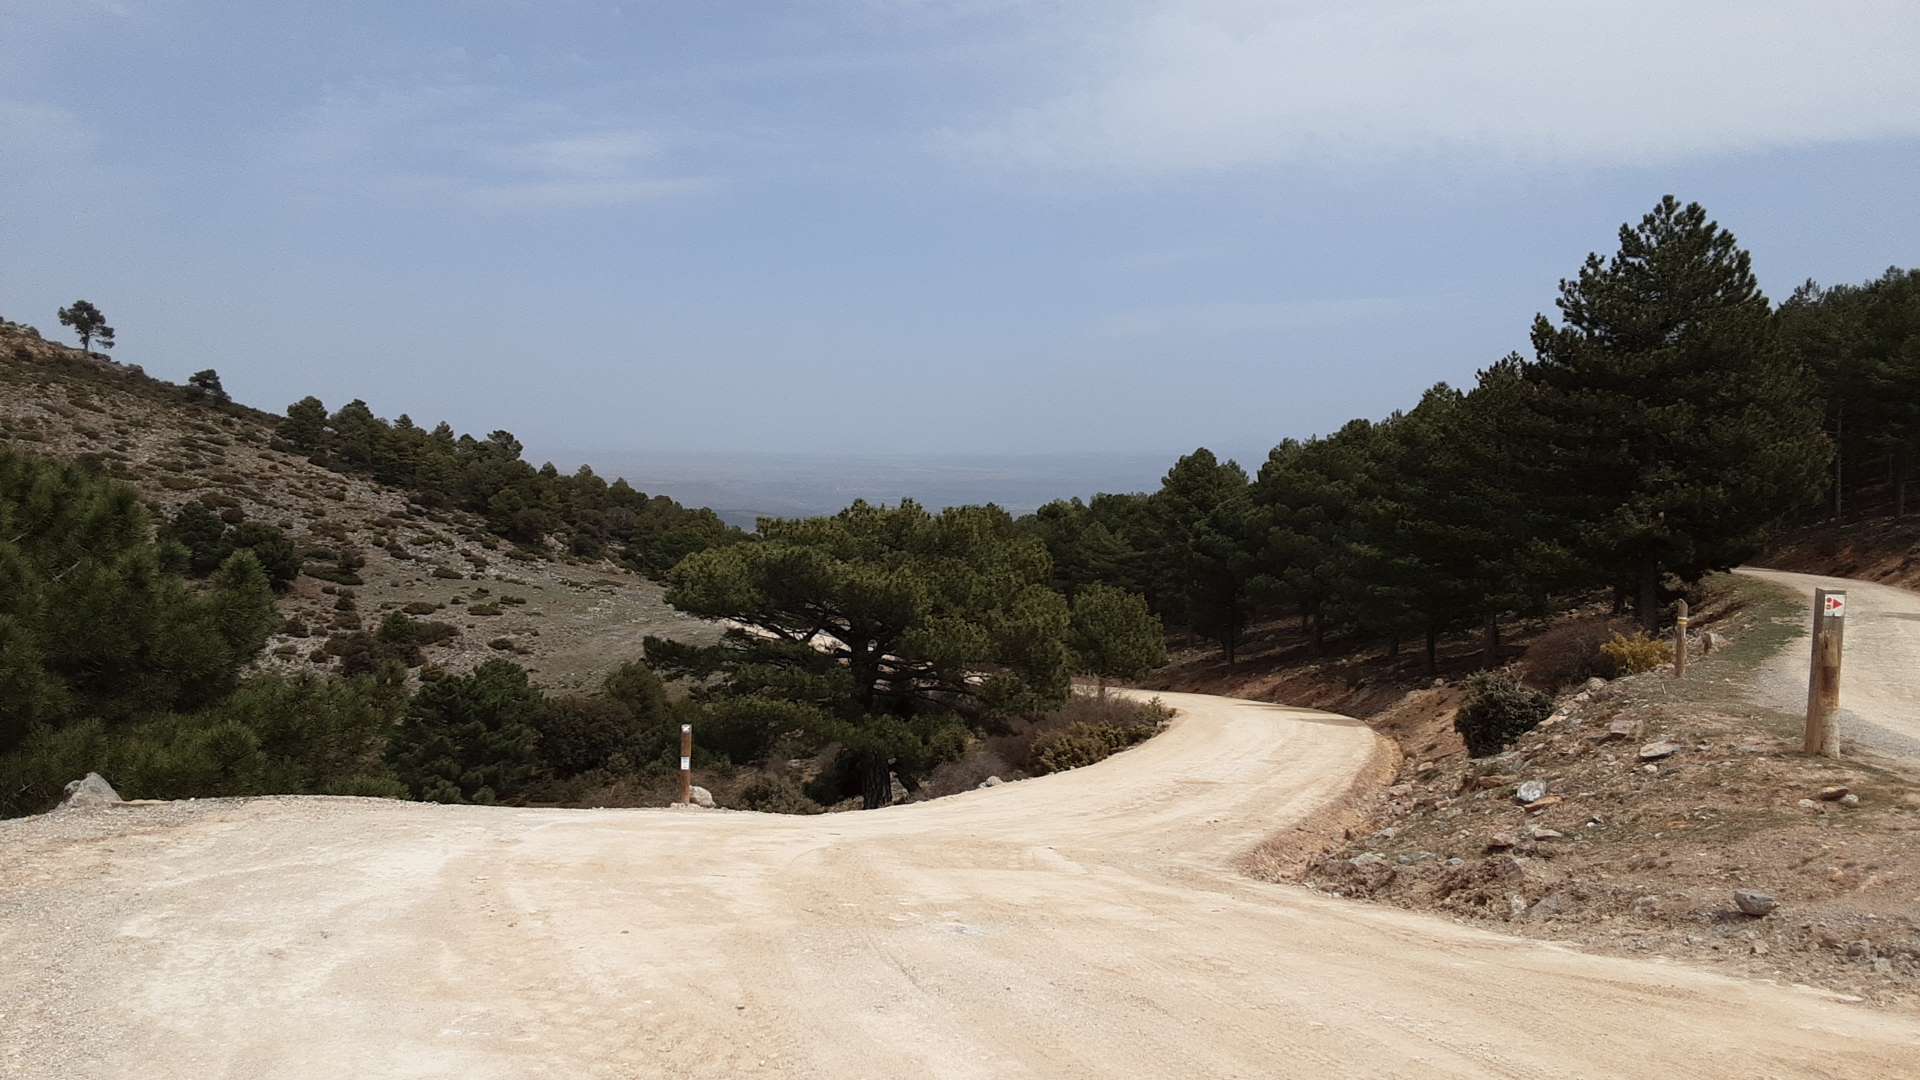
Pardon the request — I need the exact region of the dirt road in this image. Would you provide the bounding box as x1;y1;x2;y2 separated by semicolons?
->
6;690;1920;1079
1740;567;1920;759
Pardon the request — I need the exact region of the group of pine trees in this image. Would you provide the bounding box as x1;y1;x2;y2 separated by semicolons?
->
1025;198;1894;670
0;445;702;816
275;395;739;576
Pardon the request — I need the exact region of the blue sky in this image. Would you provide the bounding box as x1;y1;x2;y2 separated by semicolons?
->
5;1;1919;468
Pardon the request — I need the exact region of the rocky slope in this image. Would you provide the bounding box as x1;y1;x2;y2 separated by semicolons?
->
0;322;715;691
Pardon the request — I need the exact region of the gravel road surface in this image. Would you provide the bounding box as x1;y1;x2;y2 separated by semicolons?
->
5;689;1918;1078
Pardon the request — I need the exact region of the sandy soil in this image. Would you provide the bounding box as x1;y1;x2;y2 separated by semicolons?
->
1742;568;1920;760
6;691;1920;1078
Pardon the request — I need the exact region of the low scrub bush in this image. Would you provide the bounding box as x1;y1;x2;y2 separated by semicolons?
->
1455;671;1553;757
1598;632;1673;677
1518;616;1633;691
1028;695;1173;775
729;773;824;814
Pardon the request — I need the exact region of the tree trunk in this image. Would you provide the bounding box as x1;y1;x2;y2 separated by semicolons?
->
1611;586;1627;616
1483;613;1500;668
1895;446;1912;519
1311;611;1326;656
1387;636;1401;659
1637;566;1660;633
1424;625;1438;676
1096;675;1107;701
1833;401;1844;520
859;752;892;810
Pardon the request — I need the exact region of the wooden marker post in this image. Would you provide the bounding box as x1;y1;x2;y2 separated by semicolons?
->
680;723;694;805
1804;589;1847;757
1673;599;1689;679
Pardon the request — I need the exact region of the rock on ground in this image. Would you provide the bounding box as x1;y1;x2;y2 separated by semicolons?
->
61;773;121;808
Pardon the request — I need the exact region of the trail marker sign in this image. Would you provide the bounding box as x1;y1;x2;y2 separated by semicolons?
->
1823;593;1846;617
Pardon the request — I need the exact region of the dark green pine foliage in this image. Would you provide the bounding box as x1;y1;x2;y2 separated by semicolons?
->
277;397;737;577
0;449;279;768
1779;268;1920;517
1369;362;1566;671
387;659;546;804
646;500;1073;809
1068;583;1167;693
1249;421;1380;655
1525;196;1828;625
1023;498;1143;602
1149;448;1251;633
1183;493;1263;665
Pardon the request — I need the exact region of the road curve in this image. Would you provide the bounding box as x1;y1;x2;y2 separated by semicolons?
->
4;690;1918;1079
1739;567;1920;760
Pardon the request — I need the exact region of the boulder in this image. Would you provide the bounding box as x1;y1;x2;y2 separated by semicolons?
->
1602;716;1640;741
1637;739;1682;761
1817;785;1850;801
1839;793;1861;808
1513;780;1548;804
1703;631;1729;653
1733;890;1777;917
62;773;122;808
978;775;1005;789
1485;832;1518;852
1584;677;1608;693
690;785;716;809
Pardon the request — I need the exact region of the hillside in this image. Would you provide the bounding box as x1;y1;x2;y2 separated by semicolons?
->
0;322;717;692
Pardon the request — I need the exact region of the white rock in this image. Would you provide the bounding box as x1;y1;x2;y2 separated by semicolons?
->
62;773;121;807
1733;890;1777;917
691;785;716;809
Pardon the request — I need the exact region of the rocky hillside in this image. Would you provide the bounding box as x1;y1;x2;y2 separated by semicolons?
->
1290;576;1920;1005
0;322;715;691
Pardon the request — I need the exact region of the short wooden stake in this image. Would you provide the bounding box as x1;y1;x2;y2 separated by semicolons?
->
680;723;694;805
1672;599;1689;679
1804;589;1846;757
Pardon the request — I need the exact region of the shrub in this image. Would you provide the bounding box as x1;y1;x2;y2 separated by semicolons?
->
1519;616;1631;690
536;695;648;778
386;659;545;804
1598;632;1674;677
402;601;441;615
1455;671;1553;757
730;774;824;814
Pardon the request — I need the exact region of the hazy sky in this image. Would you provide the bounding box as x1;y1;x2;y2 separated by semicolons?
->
5;1;1919;467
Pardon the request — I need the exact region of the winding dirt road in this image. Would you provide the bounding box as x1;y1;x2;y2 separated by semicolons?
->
5;690;1920;1078
1741;567;1920;760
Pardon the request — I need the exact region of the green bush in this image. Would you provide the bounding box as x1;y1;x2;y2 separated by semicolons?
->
1030;721;1161;774
1455;671;1553;757
386;659;545;804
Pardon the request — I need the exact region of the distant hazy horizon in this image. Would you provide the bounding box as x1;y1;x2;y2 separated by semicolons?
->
538;447;1234;530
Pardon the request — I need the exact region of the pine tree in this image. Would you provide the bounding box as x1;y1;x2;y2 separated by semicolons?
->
1069;584;1166;695
646;500;1073;808
57;300;114;356
1526;196;1828;625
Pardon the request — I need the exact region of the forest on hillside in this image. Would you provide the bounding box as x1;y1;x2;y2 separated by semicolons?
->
3;195;1915;817
1021;198;1917;672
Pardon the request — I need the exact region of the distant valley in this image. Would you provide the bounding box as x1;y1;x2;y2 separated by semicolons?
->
543;448;1188;530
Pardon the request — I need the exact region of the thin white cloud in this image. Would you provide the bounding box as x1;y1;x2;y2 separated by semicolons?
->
282;77;709;211
939;0;1920;173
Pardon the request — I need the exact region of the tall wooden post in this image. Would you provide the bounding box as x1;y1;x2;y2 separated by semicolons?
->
680;723;693;805
1804;589;1846;757
1672;599;1689;679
